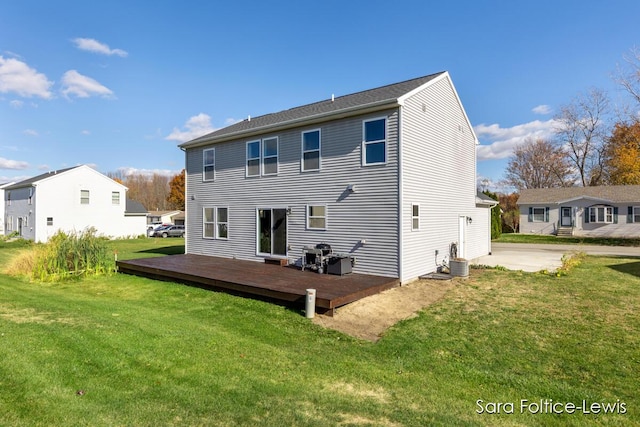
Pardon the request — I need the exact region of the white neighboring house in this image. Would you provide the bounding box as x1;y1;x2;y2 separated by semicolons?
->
0;181;15;235
179;72;494;284
3;165;148;242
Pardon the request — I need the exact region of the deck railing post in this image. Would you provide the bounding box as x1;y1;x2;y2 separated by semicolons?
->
305;289;316;319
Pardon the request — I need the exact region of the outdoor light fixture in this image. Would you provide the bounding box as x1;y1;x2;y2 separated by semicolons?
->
347;184;357;193
467;216;473;225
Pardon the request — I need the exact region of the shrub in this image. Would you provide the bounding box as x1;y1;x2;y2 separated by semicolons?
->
31;228;116;282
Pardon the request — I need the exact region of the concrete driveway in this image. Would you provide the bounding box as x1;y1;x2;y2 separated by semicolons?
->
472;243;640;272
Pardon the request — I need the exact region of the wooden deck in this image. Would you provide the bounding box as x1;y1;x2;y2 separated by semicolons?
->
116;254;398;315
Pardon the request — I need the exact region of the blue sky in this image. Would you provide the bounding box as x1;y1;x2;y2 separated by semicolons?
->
1;0;639;189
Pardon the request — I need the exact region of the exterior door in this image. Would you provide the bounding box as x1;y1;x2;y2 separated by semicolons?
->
17;217;23;236
257;208;287;257
561;207;572;227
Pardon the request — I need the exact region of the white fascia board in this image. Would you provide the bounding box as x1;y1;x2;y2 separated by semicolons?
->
557;196;614;204
397;71;479;145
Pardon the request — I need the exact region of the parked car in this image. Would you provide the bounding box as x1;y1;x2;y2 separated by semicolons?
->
152;225;185;238
147;222;165;236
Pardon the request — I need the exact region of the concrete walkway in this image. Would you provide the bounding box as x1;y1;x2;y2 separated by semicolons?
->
472;243;640;272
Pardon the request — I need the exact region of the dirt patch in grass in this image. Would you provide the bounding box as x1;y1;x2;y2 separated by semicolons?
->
0;304;78;326
313;277;457;341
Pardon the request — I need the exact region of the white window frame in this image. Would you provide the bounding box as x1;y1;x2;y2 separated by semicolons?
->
306;205;327;230
203;206;229;240
80;190;90;205
362;117;387;166
633;206;640;223
262;137;279;176
246;140;261;177
589;206;613;224
412;204;420;231
532;207;546;222
6;191;10;206
301;129;321;172
203;148;215;181
216;207;229;240
7;216;13;231
112;191;120;205
47;217;53;226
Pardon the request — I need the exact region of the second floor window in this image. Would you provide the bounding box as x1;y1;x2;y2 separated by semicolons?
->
247;138;279;177
203;148;215;181
363;117;387;166
112;191;120;205
302;130;321;172
81;190;90;205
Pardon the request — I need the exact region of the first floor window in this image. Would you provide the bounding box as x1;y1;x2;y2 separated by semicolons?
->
412;204;420;231
217;207;228;239
203;207;228;239
532;207;546;222
6;216;13;231
589;206;613;223
363;117;387;166
47;217;53;226
307;205;327;230
633;206;640;223
80;190;90;204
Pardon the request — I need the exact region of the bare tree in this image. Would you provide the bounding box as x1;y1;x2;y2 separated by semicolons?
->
553;88;610;186
504;138;574;189
614;46;640;107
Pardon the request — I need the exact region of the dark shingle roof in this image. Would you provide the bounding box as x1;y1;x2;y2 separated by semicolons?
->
180;72;445;148
126;199;148;214
518;186;640;204
4;166;80;190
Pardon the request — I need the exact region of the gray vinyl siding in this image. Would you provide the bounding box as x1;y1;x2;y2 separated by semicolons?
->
4;187;35;240
185;109;400;278
400;76;480;281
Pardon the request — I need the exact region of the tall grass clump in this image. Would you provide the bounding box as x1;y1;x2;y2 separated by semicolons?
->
31;228;116;282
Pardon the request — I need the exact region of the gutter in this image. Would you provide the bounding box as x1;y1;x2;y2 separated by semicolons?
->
179;98;401;149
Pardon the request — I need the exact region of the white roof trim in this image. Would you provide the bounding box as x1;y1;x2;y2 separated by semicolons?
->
556;195;614;204
397;72;479;145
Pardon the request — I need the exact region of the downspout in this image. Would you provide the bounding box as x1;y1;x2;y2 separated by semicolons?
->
180;146;188;254
397;108;404;284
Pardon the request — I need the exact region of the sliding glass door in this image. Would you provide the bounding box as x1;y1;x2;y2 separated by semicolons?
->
257;208;287;257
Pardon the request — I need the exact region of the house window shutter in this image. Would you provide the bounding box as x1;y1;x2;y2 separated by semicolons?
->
528;207;533;222
544;207;549;222
585;207;590;224
628;206;633;223
613;207;619;224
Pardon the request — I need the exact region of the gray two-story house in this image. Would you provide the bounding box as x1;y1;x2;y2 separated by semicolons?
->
179;72;492;283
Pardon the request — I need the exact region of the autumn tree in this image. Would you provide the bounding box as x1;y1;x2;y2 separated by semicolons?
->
504;138;573;189
554;88;610;186
498;192;520;233
167;169;185;210
604;120;640;185
614;46;640;107
107;171;172;211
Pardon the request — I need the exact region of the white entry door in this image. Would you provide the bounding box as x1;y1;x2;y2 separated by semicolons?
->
561;207;572;226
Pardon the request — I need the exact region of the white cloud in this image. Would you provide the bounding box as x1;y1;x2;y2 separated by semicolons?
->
72;38;128;57
0;56;53;99
38;164;50;171
60;70;114;99
475;119;556;161
23;129;38;137
117;167;181;178
81;130;91;135
0;157;29;170
532;104;552;115
10;100;23;108
165;113;217;143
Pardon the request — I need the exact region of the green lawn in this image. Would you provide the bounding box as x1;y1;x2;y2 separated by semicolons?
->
0;239;638;426
495;233;640;246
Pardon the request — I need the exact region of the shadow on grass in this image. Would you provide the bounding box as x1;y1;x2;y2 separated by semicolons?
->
137;245;185;256
608;261;640;278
